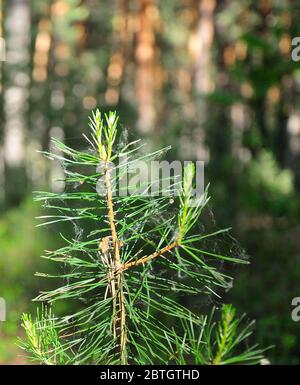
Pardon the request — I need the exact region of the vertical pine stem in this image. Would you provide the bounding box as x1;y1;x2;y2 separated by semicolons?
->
103;163;127;364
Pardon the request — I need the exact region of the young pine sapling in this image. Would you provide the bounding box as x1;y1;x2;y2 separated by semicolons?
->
20;110;265;365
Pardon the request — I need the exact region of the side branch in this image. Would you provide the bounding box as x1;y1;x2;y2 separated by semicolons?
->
123;241;178;271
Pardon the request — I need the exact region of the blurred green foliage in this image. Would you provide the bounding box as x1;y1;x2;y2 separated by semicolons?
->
0;200;62;363
211;151;300;364
1;0;300;364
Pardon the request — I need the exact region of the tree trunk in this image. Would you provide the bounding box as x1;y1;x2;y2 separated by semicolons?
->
135;0;157;134
3;0;30;206
191;0;216;160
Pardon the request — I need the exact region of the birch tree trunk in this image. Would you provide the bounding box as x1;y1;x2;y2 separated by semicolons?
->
3;0;30;205
0;0;4;204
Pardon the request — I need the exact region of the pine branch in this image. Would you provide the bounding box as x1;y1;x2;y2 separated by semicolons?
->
123;241;177;270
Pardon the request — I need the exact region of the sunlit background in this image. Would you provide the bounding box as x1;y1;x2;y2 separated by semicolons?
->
0;0;300;364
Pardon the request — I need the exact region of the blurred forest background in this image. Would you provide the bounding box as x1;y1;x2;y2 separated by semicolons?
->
0;0;300;364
